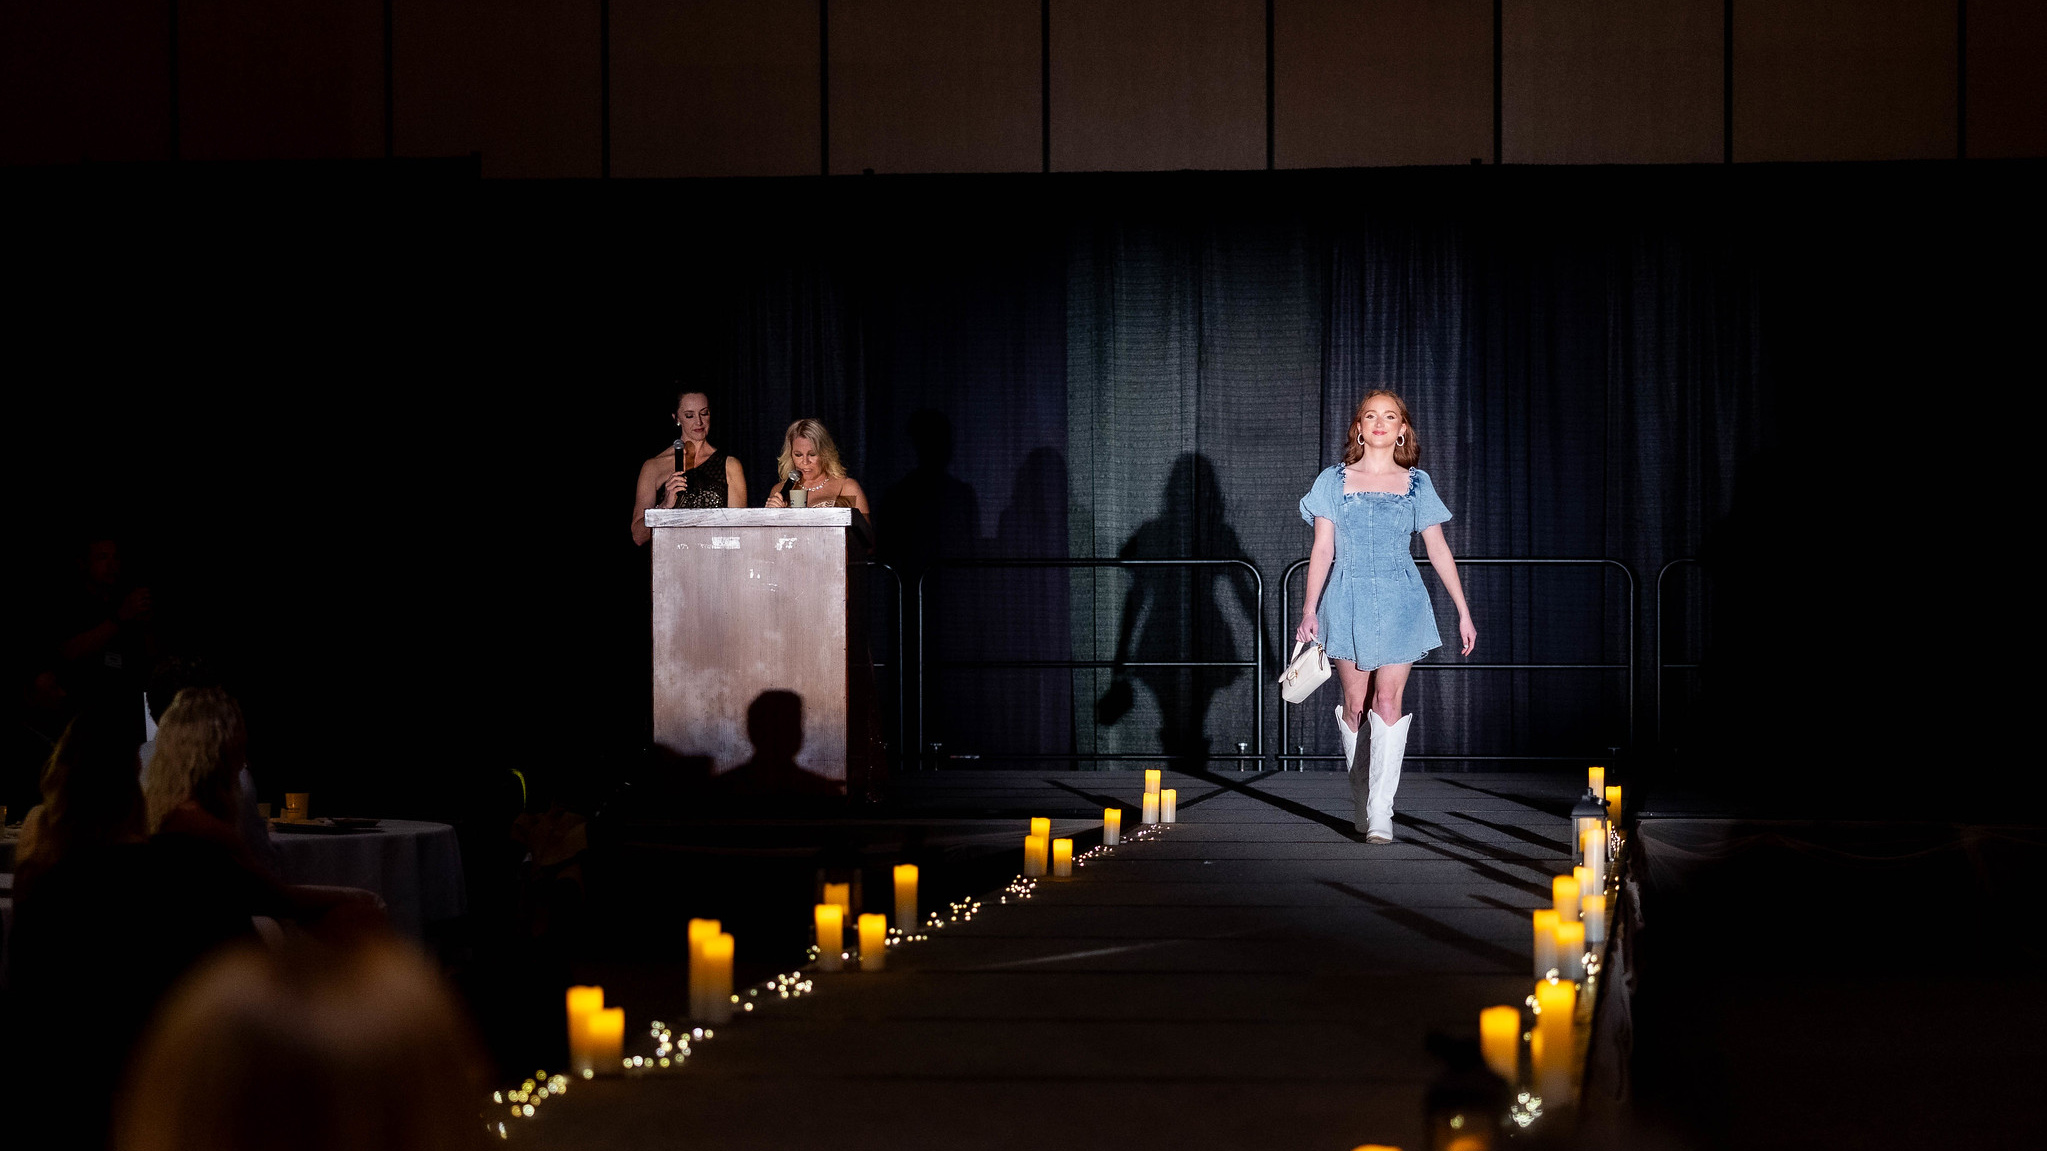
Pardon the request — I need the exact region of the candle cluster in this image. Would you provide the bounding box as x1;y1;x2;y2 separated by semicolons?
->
688;919;735;1024
1479;764;1624;1129
507;775;1186;1139
564;986;623;1077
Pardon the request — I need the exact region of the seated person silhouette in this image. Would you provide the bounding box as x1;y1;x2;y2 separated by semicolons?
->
710;691;844;801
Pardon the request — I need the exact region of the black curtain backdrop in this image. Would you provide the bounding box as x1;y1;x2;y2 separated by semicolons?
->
673;176;1766;775
7;161;2036;821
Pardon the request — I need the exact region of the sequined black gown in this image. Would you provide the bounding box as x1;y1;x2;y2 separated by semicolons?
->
671;446;730;509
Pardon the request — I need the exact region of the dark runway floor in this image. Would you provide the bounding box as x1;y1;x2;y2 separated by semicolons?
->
515;770;1581;1150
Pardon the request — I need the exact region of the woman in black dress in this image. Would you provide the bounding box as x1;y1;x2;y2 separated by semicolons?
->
631;388;750;545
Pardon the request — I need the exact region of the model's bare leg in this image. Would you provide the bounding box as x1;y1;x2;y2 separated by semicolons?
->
1334;660;1373;830
1334;660;1371;740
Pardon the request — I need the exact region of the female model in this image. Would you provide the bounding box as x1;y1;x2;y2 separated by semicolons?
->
763;418;871;516
1295;391;1475;842
631;389;749;546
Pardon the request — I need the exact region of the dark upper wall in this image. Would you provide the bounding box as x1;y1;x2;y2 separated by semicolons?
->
3;0;2042;175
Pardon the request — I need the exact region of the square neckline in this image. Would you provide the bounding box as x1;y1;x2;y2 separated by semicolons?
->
1340;465;1415;497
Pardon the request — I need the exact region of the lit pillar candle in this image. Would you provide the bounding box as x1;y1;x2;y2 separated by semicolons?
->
686;919;721;1020
1605;785;1622;863
1533;979;1577;1104
1161;789;1177;823
1052;837;1073;876
814;903;844;972
1532;909;1559;979
1103;807;1122;845
565;986;604;1076
1582;893;1607;945
1144;769;1161;795
1552;875;1580;920
1554;918;1586;980
589;1007;625;1071
893;864;918;931
1023;834;1047;877
698;933;734;1023
1573;865;1593;909
1479;1005;1519;1082
1587;765;1605;796
858;913;887;971
1141;792;1159;825
822;882;852;921
1030;817;1051;842
1576;814;1602;859
1580;830;1605;893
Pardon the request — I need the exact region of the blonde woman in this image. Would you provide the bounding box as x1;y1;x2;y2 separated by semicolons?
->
146;687;372;925
764;418;872;516
145;687;253;841
1295;391;1476;843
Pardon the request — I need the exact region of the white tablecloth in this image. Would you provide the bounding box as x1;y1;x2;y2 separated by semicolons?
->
269;819;466;936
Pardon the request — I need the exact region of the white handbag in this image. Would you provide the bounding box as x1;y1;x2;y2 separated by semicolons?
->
1279;641;1332;704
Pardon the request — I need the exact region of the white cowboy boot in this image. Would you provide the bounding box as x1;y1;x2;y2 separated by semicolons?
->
1365;711;1413;844
1337;706;1371;832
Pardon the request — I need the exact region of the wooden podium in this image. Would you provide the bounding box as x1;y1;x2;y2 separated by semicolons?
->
645;507;862;789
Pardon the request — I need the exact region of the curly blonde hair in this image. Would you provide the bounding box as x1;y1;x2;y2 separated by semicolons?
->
774;418;848;484
145;687;247;831
1342;389;1420;469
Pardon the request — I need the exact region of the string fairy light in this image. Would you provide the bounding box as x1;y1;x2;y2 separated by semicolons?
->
492;810;1178;1137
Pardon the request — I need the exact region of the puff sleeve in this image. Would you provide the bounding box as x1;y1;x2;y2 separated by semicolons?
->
1411;468;1452;531
1299;467;1341;525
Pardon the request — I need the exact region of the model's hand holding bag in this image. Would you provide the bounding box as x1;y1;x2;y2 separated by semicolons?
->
1279;641;1331;704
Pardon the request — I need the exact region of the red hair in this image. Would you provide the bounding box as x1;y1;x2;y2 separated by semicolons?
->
1342;390;1419;468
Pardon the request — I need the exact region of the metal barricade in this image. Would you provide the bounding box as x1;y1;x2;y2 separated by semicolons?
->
1654;557;1703;748
915;558;1265;769
863;560;907;765
1277;557;1636;768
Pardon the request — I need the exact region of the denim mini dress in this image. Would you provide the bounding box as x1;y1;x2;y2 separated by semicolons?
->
1299;465;1453;670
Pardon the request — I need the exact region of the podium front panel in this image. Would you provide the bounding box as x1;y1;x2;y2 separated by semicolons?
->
648;509;851;783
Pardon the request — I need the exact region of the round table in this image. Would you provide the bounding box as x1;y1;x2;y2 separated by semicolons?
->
269;819;466;937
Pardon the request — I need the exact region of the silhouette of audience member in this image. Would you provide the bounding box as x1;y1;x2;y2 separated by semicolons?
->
711;691;844;800
9;707;146;899
1102;454;1268;767
52;536;155;742
2;709;204;1151
114;934;492;1151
